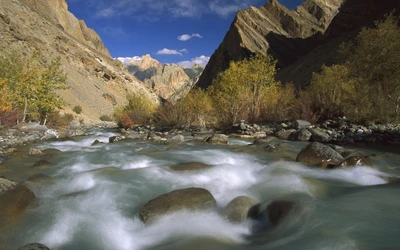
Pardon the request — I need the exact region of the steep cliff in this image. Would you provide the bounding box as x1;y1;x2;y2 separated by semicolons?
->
127;55;203;102
0;0;158;119
20;0;111;57
197;0;343;89
278;0;400;88
198;0;400;89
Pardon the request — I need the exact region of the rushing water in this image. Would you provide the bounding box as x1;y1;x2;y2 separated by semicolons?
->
1;129;400;250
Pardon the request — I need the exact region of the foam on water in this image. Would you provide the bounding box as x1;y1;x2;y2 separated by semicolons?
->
268;161;390;186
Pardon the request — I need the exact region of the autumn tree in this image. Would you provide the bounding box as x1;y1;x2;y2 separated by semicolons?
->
209;53;280;125
0;50;68;125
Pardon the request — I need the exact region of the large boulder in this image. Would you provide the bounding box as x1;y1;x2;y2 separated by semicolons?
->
169;162;213;171
222;196;259;223
17;122;48;133
17;243;50;250
296;142;344;165
0;177;36;225
205;134;228;144
139;187;217;223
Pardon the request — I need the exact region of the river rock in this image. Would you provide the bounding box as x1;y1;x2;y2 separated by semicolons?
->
296;120;311;130
289;129;312;141
275;129;296;140
205;134;228;144
222;196;259;223
17;243;50;250
267;200;296;227
164;135;185;145
331;156;373;169
296;142;344;165
91;140;104;146
169;162;213;171
26;174;52;183
308;128;330;142
29;148;43;156
139;187;217;223
17;122;48;133
32;159;52;168
109;136;123;143
0;177;36;225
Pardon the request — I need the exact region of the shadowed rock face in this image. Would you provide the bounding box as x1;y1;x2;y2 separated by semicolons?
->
196;0;343;89
197;0;400;90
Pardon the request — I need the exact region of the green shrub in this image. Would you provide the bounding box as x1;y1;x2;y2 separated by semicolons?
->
73;105;82;114
99;115;112;121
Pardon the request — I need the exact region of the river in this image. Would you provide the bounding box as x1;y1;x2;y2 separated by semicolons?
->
1;129;400;250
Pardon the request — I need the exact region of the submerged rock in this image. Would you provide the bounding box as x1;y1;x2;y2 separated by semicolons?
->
32;159;52;168
222;196;259;223
206;134;228;144
139;187;217;223
331;156;373;169
267;200;296;227
0;177;36;225
169;162;213;171
296;142;344;166
17;243;50;250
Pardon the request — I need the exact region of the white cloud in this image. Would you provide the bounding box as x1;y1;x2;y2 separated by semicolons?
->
157;48;185;56
116;56;142;65
178;55;210;68
177;33;203;41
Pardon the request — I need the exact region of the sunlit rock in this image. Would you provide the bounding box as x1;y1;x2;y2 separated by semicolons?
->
222;196;259;223
139;187;217;223
296;142;344;165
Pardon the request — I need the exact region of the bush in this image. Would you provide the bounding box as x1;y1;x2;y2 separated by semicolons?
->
113;93;156;128
46;111;74;128
154;102;188;127
99;115;112;121
0;110;23;126
73;105;82;114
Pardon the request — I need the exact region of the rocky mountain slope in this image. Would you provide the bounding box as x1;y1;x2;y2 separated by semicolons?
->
197;0;400;89
126;55;203;103
0;0;158;120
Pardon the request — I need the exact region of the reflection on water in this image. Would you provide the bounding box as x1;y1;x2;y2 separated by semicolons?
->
1;129;400;250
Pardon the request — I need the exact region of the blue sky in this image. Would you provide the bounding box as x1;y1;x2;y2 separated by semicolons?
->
66;0;304;67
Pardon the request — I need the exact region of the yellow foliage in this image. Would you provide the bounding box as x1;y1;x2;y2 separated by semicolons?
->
0;78;11;112
209;53;280;125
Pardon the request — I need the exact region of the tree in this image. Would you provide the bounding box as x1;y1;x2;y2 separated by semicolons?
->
209;53;280;125
0;50;68;124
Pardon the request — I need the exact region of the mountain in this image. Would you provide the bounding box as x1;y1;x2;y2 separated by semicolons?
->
0;0;158;119
197;0;400;89
126;55;204;103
